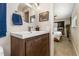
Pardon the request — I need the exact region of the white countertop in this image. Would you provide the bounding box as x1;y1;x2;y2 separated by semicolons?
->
10;31;49;39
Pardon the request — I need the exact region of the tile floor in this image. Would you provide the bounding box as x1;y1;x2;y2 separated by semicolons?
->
54;36;76;56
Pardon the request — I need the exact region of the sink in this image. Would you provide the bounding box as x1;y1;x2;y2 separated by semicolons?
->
10;31;49;39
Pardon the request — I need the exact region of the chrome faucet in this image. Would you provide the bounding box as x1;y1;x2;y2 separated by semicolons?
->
28;26;33;33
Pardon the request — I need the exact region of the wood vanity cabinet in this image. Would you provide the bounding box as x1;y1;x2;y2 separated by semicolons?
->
11;36;26;56
11;33;50;56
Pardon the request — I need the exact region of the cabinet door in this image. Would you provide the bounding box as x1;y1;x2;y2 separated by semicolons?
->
26;34;49;56
11;36;26;56
40;34;50;56
26;36;42;56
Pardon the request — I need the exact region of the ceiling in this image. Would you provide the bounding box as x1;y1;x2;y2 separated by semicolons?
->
54;3;75;20
18;3;75;20
18;3;29;12
17;3;38;12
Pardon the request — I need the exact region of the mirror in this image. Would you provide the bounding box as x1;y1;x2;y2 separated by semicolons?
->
30;15;35;23
24;11;29;22
17;3;39;31
17;3;30;23
17;3;37;23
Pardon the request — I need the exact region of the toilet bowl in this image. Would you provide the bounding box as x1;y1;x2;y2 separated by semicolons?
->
0;46;4;56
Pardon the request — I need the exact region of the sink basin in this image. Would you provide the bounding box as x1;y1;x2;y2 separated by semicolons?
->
10;31;49;39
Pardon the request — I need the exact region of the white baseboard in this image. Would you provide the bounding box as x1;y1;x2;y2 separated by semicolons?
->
71;39;79;56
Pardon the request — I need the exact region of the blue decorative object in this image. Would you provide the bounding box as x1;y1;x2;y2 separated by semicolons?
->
0;3;7;37
12;13;23;25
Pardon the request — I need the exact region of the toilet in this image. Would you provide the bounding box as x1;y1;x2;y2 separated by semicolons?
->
0;46;4;56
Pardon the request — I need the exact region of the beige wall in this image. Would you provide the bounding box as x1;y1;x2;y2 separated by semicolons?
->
7;3;29;32
0;3;54;56
71;4;79;55
0;3;30;56
37;3;51;31
37;3;54;55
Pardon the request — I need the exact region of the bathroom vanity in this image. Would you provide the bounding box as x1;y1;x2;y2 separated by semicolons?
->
11;31;50;56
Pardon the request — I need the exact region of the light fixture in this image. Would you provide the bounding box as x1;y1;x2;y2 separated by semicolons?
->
34;3;38;7
25;3;40;11
36;6;40;10
54;15;57;19
25;3;32;8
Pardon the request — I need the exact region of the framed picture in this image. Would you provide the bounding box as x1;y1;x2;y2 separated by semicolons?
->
71;16;77;28
24;11;29;23
39;11;49;22
30;15;35;23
